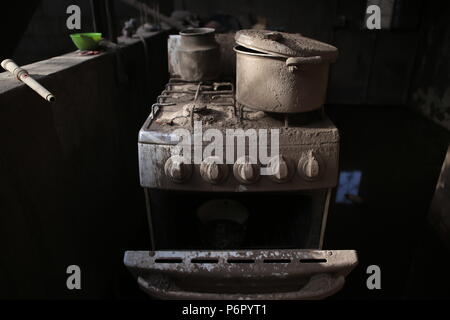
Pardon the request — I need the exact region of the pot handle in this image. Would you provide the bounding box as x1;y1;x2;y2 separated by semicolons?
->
286;56;323;71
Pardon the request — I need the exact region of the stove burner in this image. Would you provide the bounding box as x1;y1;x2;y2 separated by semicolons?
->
152;79;236;128
149;78;324;131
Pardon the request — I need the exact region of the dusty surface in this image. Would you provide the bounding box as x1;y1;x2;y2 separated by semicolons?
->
0;52;102;93
235;29;338;60
168;33;236;78
146;102;339;146
235;46;330;113
125;250;357;299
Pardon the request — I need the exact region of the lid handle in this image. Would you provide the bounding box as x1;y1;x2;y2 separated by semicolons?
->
263;32;283;41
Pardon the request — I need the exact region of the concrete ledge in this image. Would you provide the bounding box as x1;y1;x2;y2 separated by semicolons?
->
0;52;103;94
0;30;164;95
0;31;169;299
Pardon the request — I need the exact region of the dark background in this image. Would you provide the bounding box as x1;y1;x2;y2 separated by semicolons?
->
0;0;450;299
6;0;450;110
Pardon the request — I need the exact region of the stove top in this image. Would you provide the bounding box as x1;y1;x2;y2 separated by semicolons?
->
139;79;339;147
138;78;340;192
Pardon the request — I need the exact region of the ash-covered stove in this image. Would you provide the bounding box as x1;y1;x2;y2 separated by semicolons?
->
124;30;357;300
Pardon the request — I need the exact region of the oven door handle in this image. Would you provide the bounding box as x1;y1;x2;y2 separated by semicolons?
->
136;273;346;300
125;249;358;300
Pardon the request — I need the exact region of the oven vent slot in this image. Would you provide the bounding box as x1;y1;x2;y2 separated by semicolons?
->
154;258;328;264
125;250;358;299
300;258;327;263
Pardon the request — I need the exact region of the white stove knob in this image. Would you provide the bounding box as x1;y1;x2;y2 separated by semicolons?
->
268;155;292;183
298;151;323;180
200;156;228;184
164;155;192;183
233;156;260;184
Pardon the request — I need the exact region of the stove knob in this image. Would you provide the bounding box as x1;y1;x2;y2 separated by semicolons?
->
233;156;260;184
298;151;323;180
268;155;292;183
200;157;228;184
164;156;192;183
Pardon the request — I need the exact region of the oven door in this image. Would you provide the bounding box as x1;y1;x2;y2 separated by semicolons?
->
144;189;331;250
124;249;357;300
125;188;357;299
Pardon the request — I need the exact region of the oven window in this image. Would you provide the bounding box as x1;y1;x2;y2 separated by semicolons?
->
149;190;323;250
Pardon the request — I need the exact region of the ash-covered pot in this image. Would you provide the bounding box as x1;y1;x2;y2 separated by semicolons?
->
177;27;221;81
234;30;338;113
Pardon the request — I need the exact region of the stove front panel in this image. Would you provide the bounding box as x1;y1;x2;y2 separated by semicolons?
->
138;141;339;192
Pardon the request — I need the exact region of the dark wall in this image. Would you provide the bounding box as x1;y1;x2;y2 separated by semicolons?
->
174;0;336;40
10;0;448;111
0;0;40;59
0;32;168;299
409;0;450;130
12;0;95;65
10;0;173;65
175;0;424;106
330;0;422;105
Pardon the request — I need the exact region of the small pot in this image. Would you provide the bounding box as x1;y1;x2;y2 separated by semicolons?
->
177;28;221;81
234;30;338;113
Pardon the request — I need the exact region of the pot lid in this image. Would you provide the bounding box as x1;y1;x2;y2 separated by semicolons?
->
235;29;338;62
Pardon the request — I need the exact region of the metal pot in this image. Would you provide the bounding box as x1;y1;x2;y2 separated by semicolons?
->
234;30;338;113
177;28;221;81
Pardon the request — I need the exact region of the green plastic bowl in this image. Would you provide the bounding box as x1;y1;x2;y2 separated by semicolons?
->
70;33;102;51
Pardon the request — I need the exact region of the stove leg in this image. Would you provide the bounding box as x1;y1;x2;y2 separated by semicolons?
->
319;188;332;249
144;188;156;250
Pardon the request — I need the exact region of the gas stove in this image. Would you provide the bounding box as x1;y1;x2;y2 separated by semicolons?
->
138;78;340;192
124;33;357;300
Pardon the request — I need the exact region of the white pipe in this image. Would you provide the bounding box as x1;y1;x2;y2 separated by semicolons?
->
1;59;56;102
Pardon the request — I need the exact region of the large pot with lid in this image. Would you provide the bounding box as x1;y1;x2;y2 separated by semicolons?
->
234;30;338;113
177;28;220;81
